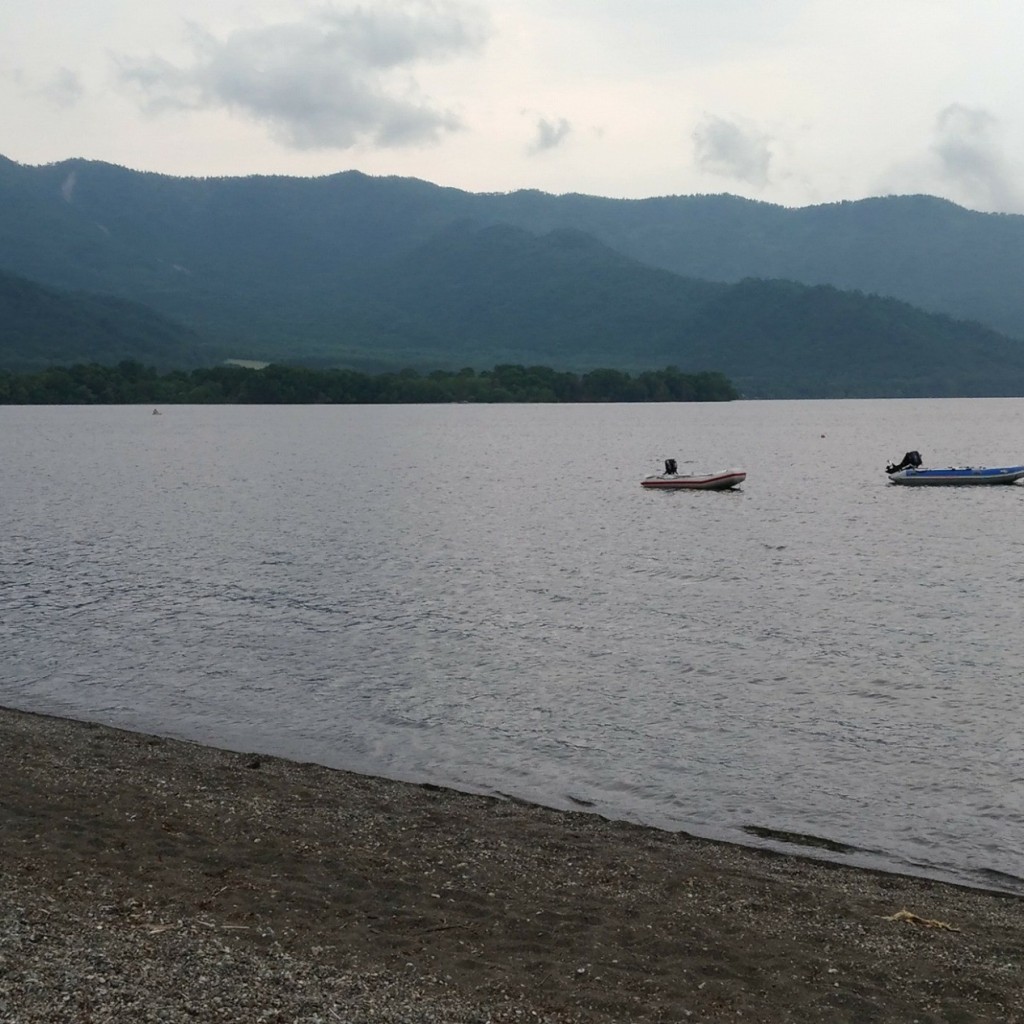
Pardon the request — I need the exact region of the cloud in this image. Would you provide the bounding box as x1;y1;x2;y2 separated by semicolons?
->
39;67;84;108
4;65;83;108
528;116;571;155
116;1;490;150
930;103;1020;211
692;115;771;187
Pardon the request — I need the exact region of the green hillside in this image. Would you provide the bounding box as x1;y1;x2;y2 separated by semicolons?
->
3;156;1024;397
357;224;728;369
0;269;211;372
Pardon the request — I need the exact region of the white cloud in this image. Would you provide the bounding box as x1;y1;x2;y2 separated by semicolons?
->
5;1;1024;208
930;104;1021;212
116;1;491;150
692;115;772;188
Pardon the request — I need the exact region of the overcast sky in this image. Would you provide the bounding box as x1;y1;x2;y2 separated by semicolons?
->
4;0;1024;212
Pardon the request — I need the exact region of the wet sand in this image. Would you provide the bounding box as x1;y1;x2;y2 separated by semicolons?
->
1;705;1021;1022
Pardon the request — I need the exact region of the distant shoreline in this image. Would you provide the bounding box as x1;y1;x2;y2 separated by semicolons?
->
0;362;741;405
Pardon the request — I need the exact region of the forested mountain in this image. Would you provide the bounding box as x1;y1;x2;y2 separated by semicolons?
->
467;190;1024;342
0;269;210;372
354;224;1024;397
3;155;1024;397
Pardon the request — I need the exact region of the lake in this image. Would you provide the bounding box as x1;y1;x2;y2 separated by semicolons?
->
2;399;1023;894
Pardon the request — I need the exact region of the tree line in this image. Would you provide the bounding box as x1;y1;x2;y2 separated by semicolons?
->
0;361;740;404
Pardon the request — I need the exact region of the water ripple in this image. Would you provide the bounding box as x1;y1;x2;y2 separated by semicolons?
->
2;400;1024;893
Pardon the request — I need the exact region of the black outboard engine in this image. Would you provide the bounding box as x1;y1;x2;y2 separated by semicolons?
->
664;458;678;475
886;450;922;474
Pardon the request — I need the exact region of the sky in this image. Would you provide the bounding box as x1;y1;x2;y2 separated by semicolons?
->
4;0;1024;212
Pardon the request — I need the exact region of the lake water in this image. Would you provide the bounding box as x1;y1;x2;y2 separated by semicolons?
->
3;399;1023;894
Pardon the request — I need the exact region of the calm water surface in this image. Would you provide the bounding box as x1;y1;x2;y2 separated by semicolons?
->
3;399;1023;893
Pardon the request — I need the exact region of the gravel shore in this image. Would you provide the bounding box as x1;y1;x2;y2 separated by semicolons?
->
1;706;1021;1023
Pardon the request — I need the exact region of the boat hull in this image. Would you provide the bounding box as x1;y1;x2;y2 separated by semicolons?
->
888;465;1024;486
641;469;746;490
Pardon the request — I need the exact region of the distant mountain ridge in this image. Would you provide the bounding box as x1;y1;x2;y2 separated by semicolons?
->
0;268;208;373
2;155;1024;397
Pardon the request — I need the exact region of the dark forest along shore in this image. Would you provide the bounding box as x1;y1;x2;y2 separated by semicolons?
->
3;399;1024;896
3;707;1024;1023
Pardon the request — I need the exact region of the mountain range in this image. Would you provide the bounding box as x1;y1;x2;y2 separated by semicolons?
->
3;154;1024;398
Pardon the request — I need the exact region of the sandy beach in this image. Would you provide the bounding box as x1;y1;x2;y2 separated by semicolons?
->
1;705;1021;1023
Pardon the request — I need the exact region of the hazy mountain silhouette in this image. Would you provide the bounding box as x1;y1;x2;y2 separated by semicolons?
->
2;156;1024;397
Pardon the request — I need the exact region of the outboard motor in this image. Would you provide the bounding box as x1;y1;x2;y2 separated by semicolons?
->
886;450;922;474
664;458;678;475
